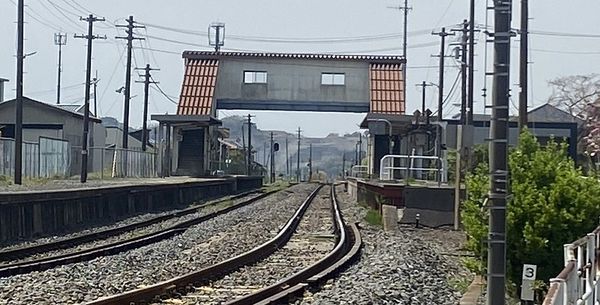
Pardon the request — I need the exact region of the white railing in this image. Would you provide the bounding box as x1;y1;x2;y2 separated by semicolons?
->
351;165;368;178
543;226;600;305
379;154;443;182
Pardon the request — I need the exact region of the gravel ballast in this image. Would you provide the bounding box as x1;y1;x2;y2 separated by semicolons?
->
295;184;471;305
0;183;316;305
170;186;336;304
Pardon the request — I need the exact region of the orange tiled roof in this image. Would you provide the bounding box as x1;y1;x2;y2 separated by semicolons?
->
177;59;219;115
369;63;405;114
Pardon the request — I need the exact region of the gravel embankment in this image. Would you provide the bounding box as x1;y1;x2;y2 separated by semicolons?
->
0;183;316;305
170;185;336;304
295;184;471;305
2;193;264;265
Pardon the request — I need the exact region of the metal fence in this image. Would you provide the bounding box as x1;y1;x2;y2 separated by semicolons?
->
543;224;600;305
0;137;62;178
0;137;156;180
71;146;158;179
379;154;443;183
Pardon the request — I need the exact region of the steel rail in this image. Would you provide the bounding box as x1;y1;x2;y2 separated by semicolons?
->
0;189;261;261
0;189;279;278
228;184;362;305
87;184;325;305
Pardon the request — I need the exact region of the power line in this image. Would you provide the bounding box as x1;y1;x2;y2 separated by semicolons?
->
36;0;83;32
141;21;436;43
150;76;178;105
7;0;63;32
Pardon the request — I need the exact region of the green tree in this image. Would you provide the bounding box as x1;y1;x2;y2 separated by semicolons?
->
462;129;600;285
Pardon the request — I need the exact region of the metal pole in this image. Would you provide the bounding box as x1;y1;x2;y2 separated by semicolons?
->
247;114;252;175
55;33;66;105
15;0;24;185
519;0;529;130
122;16;133;150
285;137;289;178
80;15;94;183
309;143;312;181
270;131;275;183
421;81;427;114
487;0;512;304
358;133;362;165
342;152;346;179
92;71;98;117
142;65;150;151
402;0;408;100
461;20;468;125
296;127;301;182
468;0;476;125
215;26;221;52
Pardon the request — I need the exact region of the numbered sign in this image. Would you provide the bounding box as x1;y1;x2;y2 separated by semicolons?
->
522;264;537;280
521;264;537;301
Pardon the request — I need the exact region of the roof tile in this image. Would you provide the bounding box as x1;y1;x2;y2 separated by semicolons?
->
177;59;219;116
369;63;405;114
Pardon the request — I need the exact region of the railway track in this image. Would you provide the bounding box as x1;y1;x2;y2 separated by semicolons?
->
88;184;362;305
0;189;281;278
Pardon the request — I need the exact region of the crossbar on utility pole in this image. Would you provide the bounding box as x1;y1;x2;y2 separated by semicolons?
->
74;14;106;183
135;64;159;152
487;0;513;304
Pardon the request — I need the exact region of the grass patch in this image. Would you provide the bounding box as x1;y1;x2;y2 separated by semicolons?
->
262;180;291;193
448;276;472;294
365;209;383;227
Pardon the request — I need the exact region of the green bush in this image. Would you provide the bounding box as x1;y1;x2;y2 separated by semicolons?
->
462;129;600;285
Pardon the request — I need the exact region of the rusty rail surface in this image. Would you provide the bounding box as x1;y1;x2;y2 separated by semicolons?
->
87;184;325;305
0;189;278;278
229;185;362;305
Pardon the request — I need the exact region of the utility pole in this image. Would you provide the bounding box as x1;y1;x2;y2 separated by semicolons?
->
468;0;476;125
416;81;434;115
342;152;346;179
487;0;513;304
270;132;276;183
432;28;454;122
116;16;145;151
519;0;529;130
432;28;454;167
358;133;362;165
74;14;106;183
54;33;67;105
135;64;159;151
452;20;469;125
296;127;301;182
14;0;24;185
308;143;313;182
246;114;254;175
92;71;99;116
389;0;411;102
285;137;289;179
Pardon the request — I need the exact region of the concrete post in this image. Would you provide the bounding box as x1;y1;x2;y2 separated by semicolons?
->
382;204;398;232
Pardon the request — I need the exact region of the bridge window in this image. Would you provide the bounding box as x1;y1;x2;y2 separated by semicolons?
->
321;73;345;86
244;71;268;84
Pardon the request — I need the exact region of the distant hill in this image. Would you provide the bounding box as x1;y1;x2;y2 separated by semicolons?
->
221;115;365;179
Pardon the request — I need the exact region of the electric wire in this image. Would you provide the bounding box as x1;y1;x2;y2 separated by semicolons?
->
7;0;63;32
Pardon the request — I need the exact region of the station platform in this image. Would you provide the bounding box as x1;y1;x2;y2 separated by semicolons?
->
346;177;463;228
0;176;263;242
